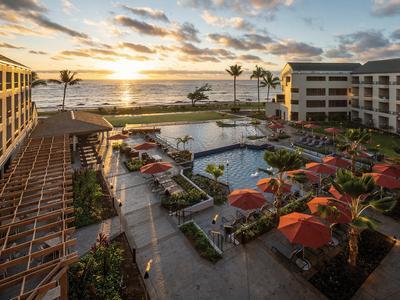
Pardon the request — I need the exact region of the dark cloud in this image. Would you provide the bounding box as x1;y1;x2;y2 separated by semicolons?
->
177;43;235;59
174;22;200;43
371;0;400;16
238;54;262;61
139;69;226;75
29;50;47;55
391;28;400;39
58;48;150;61
122;5;170;22
0;0;46;12
337;30;389;52
266;41;323;57
208;33;272;50
120;42;155;53
0;42;25;49
324;47;353;59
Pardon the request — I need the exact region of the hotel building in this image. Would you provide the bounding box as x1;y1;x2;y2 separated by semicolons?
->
0;54;37;173
268;58;400;133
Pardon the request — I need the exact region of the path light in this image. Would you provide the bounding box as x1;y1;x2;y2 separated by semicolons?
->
117;199;122;233
144;259;153;279
212;214;219;224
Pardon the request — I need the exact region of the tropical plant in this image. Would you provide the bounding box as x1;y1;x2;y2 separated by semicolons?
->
263;149;304;215
319;169;397;267
226;64;243;106
337;128;371;173
260;71;280;102
187;83;212;107
176;135;193;150
48;70;82;110
205;163;225;189
250;65;265;112
31;71;47;88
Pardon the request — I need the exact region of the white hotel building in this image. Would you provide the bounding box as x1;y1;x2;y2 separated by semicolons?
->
267;58;400;133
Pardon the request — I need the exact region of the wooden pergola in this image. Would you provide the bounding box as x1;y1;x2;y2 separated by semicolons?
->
0;135;77;299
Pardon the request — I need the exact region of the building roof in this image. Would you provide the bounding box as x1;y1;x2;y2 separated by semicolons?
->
352;58;400;74
287;62;362;72
0;54;29;69
32;111;113;138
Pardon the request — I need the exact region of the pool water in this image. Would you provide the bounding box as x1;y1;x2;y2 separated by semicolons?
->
158;120;264;153
193;148;272;190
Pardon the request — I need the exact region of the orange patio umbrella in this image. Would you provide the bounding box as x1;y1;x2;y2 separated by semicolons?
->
134;142;158;150
322;156;351;169
268;123;284;130
108;133;129;140
140;162;172;174
324;127;342;134
295;120;307;126
228;189;266;210
304;123;320;129
365;172;400;189
256;178;292;194
278;212;331;249
286;169;319;184
306;162;337;176
329;185;352;204
372;164;400;178
307;197;351;224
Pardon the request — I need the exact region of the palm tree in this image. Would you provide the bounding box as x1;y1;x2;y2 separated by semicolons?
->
226;64;243;106
48;70;81;111
263;149;304;215
176;135;193;151
31;71;47;88
187;83;212;107
320;169;396;267
205;163;225;189
250;65;265;112
337;128;371;173
260;71;280;102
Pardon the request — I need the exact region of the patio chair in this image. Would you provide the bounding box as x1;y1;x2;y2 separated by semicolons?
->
290;248;312;271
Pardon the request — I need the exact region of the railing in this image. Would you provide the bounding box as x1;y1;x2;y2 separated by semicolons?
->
209;230;224;252
175;209;194;225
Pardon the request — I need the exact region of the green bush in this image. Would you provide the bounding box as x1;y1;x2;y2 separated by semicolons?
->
190;174;228;205
180;221;222;263
124;159;143;172
230;107;241;113
73;169;103;228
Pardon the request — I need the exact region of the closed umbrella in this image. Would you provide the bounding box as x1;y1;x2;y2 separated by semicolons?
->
140;162;172;174
322;156;351;169
228;189;266;210
307;197;351;224
372;164;400;178
256;178;292;194
278;212;331;249
134;142;158;150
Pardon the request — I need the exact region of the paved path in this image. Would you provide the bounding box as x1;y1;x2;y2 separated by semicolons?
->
101;137;323;300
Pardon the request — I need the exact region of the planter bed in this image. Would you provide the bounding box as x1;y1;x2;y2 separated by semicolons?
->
309;229;395;300
180;221;222;263
189;173;229;205
123;159;143;172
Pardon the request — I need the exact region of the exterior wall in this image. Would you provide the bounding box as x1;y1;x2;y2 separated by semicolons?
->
0;59;36;171
351;73;400;133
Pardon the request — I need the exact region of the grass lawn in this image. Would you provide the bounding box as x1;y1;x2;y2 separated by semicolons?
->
106;111;239;127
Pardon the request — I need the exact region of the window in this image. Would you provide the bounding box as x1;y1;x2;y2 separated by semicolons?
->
290;112;299;121
285;76;290;86
0;71;2;90
397;89;400;101
306;112;326;122
329;76;348;81
306;88;325;96
364;76;373;84
328;112;347;121
15;94;19;112
306;100;325;107
329;88;347;96
6;96;12;117
306;76;325;81
291;88;299;93
352;76;360;84
14;117;19;132
291;100;299;104
6;123;12;145
364;87;373;97
397;76;400;85
329;100;347;107
14;73;18;88
6;72;12;89
20;74;24;87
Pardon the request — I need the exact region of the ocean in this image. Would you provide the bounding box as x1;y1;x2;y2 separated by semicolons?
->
32;80;281;111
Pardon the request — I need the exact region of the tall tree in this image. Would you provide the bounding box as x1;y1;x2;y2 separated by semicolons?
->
226;64;243;106
320;169;396;267
176;135;193;150
187;83;212;107
31;71;47;88
250;65;265;112
205;163;225;189
48;70;81;110
337;128;371;173
260;71;280;103
263;149;304;215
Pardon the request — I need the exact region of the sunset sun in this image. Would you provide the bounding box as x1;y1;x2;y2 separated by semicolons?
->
103;59;151;80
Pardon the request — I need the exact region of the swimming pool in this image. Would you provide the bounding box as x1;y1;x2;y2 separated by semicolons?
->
157;120;265;153
192;148;272;190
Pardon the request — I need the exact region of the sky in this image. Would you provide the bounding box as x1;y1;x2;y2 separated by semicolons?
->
0;0;399;80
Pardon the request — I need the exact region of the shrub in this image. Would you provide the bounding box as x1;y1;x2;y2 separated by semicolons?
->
124;159;143;172
190;174;228;205
180;221;222;263
230;107;241;113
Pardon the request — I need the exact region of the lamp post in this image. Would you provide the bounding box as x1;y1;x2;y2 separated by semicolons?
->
117;198;122;233
225;160;229;191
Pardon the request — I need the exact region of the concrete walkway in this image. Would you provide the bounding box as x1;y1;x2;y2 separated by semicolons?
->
101;137;323;300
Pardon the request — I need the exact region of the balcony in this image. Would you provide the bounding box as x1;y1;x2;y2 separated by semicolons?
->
378;76;390;85
364;106;373;111
363;76;373;84
378;108;390;114
352;104;360;108
352;77;360;84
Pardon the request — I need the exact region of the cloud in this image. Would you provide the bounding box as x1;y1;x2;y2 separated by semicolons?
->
62;0;77;14
114;15;200;43
0;42;25;49
371;0;400;16
391;28;400;39
122;5;169;22
337;30;389;53
301;17;324;31
0;23;40;36
201;10;254;31
29;50;48;55
208;33;273;50
0;0;46;12
266;40;323;58
237;54;262;61
57;48;150;61
324;46;353;59
119;42;155;53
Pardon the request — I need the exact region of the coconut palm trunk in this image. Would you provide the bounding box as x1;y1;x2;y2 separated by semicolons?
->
62;83;67;111
234;76;237;106
257;77;260;111
348;226;359;266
